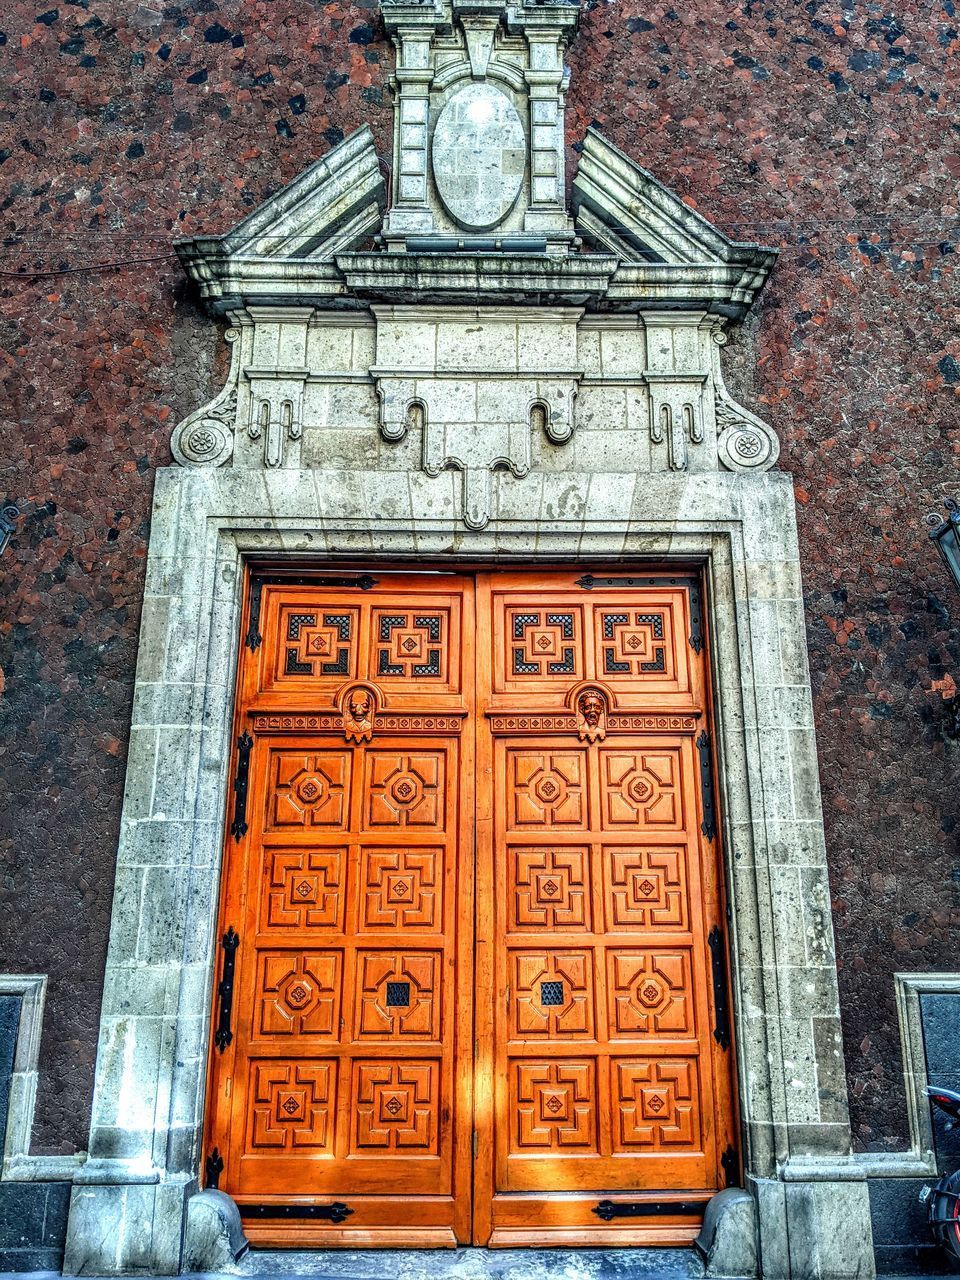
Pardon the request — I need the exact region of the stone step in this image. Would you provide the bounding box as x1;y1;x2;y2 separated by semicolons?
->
228;1246;707;1280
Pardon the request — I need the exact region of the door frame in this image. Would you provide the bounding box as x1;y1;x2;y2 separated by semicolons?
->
64;468;874;1278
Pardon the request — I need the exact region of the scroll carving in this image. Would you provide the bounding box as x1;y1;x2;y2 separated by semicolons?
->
171;327;241;468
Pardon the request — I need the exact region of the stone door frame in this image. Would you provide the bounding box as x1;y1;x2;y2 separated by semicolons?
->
62;466;875;1279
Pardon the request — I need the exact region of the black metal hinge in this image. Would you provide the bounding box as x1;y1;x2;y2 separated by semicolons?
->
696;729;717;841
245;572;378;651
239;1203;354;1224
205;1147;224;1189
708;924;732;1051
214;927;240;1053
593;1200;704;1221
721;1142;738;1187
230;731;253;842
687;578;704;653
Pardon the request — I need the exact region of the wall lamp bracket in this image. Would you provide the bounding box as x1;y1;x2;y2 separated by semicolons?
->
0;500;57;558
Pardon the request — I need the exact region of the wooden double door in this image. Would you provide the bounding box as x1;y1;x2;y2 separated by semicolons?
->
206;569;736;1248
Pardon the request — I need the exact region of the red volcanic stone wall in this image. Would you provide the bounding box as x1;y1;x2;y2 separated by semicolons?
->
0;0;958;1154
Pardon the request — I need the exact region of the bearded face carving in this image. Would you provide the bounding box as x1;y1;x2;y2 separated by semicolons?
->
349;693;371;724
342;685;376;742
576;688;607;741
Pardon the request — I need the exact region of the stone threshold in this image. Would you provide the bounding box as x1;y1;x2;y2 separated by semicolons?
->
229;1245;705;1279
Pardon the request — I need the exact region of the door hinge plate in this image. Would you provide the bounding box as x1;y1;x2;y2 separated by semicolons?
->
230;731;253;842
696;729;717;841
708;924;732;1051
214;927;240;1053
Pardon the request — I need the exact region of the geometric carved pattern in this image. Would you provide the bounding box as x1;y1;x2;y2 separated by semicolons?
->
599;609;668;677
601;749;680;828
607;846;687;929
360;847;442;930
263;848;344;929
375;610;446;679
279;607;357;680
248;1060;336;1152
353;1060;439;1153
509;609;581;677
510;847;590;930
512;950;594;1038
266;750;350;830
255;951;341;1039
607;949;694;1037
355;950;440;1039
611;1058;701;1151
509;751;586;828
513;1060;597;1151
365;752;445;829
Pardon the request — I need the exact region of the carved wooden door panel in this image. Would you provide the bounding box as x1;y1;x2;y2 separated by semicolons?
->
473;571;736;1247
206;574;475;1247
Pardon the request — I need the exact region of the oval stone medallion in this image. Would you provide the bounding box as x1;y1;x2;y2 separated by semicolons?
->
432;83;525;231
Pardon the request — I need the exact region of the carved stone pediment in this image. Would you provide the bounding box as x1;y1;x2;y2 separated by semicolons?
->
169;0;781;520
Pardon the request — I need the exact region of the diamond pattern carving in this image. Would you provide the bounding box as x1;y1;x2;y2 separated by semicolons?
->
375;611;446;680
598;609;668;677
612;1058;700;1151
509;610;581;677
601;749;680;828
248;1060;336;1152
607;847;687;929
366;752;445;829
510;847;590;930
608;949;694;1037
513;1061;597;1151
279;607;357;681
267;750;350;830
352;1061;439;1153
360;847;442;930
510;751;585;828
255;951;341;1038
263;849;344;930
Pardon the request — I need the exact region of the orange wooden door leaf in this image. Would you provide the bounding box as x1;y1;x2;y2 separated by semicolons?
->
205;568;735;1250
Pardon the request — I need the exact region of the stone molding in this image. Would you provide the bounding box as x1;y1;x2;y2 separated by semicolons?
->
61;467;874;1277
0;974;86;1184
167;305;780;529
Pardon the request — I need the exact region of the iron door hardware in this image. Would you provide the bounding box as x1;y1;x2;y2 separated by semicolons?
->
708;924;732;1050
214;927;240;1052
230;732;254;842
245;572;378;651
696;729;717;841
574;572;704;651
239;1203;354;1223
205;1147;224;1189
721;1142;738;1187
593;1200;704;1221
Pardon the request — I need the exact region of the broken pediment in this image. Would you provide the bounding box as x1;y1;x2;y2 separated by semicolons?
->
175;127;385;309
572;127;777;315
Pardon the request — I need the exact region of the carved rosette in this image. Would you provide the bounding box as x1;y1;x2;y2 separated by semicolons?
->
715;394;780;472
171;328;241;468
710;328;780;473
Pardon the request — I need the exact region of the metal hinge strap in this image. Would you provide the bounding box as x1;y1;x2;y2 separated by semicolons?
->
214;927;240;1053
230;731;253;842
708;924;732;1051
205;1147;224;1189
696;729;717;841
593;1200;704;1220
238;1203;354;1223
245;572;378;652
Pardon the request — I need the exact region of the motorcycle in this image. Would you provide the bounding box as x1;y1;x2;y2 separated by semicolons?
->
920;1085;960;1262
